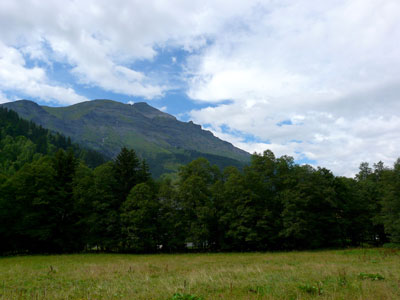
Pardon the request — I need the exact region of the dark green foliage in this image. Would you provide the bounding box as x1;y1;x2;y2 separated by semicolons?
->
121;183;160;252
2;100;249;177
281;166;342;249
0;106;107;169
146;149;247;178
0;157;58;253
1;105;400;254
358;273;385;281
2;144;400;254
86;162;120;251
170;293;204;300
220;166;264;250
334;176;369;246
82;150;154;252
298;284;322;295
178;158;221;250
0;135;37;174
114;147;141;202
355;162;388;244
0;154;83;253
50;149;82;252
138;159;152;183
381;159;400;243
157;178;187;251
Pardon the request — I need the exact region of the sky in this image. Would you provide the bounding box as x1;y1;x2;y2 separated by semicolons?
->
1;0;400;176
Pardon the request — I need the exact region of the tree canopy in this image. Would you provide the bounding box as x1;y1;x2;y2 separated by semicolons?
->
1;107;400;254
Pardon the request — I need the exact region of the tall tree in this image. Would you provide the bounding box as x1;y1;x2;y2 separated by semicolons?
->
50;149;82;252
178;158;221;249
157;178;186;252
219;166;261;250
114;147;141;203
242;150;284;249
121;183;160;252
87;162;120;251
281;166;341;249
381;159;400;243
355;162;388;244
334;176;370;246
0;156;58;253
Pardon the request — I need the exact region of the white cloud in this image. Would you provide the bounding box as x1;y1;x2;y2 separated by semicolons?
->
186;0;400;176
0;0;260;100
0;0;399;175
0;42;88;105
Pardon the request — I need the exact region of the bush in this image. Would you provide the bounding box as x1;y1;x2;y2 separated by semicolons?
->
170;293;204;300
383;243;400;249
298;284;322;295
358;273;385;281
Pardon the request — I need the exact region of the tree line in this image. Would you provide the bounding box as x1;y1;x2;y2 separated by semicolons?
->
0;107;399;254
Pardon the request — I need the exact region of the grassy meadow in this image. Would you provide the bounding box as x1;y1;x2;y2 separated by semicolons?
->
1;248;399;300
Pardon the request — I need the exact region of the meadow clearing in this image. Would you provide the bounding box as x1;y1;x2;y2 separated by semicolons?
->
0;248;399;300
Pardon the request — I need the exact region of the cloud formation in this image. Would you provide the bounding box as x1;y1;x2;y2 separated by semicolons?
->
186;0;400;175
0;42;88;104
0;0;258;103
0;0;399;175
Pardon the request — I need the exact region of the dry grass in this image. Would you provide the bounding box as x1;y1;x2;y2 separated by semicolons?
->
1;248;399;299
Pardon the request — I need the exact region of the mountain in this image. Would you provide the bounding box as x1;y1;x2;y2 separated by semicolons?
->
0;106;107;173
2;99;250;176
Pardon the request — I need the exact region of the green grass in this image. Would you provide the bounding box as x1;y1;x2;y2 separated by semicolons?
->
1;249;399;299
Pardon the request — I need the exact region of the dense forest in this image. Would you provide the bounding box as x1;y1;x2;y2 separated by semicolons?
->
0;107;107;171
0;107;399;254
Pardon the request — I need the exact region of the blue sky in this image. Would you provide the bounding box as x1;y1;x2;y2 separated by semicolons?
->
1;0;400;175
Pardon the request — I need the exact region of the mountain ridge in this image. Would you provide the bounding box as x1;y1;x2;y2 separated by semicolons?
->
2;99;250;176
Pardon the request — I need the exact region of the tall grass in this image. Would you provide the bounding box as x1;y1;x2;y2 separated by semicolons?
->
0;248;399;299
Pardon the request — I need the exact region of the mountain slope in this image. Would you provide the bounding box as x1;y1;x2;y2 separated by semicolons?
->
0;106;107;172
2;99;250;176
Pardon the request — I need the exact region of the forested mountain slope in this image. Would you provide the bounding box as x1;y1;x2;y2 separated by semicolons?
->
0;107;106;174
2;100;250;176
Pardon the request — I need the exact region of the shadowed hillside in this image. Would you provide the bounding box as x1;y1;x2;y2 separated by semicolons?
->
2;99;250;176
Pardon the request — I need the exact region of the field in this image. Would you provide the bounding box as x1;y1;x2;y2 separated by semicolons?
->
1;249;399;300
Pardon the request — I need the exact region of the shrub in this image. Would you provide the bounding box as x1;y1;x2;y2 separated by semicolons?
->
358;273;385;281
170;293;204;300
298;284;322;295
